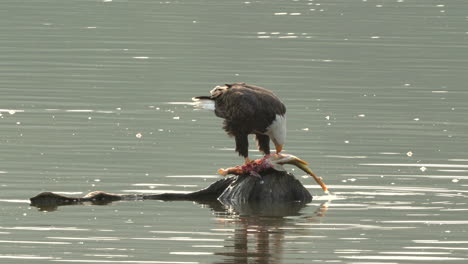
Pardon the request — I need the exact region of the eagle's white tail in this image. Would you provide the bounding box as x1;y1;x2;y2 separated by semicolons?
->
192;97;215;111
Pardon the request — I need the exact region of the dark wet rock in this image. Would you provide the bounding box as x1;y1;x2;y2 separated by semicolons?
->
30;192;80;206
219;170;312;204
30;170;312;213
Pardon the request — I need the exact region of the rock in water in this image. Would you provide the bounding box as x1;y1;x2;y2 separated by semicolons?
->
219;169;312;204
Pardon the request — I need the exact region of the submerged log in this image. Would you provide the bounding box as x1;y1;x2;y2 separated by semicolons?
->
30;170;312;212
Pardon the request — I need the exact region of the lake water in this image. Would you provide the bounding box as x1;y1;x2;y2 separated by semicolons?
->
1;0;468;263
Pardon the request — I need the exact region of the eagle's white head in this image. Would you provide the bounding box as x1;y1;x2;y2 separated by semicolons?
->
209;85;229;98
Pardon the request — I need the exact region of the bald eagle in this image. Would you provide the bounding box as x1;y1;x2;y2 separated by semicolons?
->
193;83;286;163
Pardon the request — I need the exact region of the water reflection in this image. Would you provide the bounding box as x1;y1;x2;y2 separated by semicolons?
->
11;178;468;262
27;187;328;263
212;203;328;264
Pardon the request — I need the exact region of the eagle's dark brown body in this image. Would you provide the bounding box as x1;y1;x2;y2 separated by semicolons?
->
194;83;286;161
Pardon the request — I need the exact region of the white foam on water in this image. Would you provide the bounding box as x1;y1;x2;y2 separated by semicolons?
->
310;193;346;201
360;163;468;168
0;199;29;204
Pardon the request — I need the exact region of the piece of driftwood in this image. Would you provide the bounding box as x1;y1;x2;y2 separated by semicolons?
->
30;170;312;213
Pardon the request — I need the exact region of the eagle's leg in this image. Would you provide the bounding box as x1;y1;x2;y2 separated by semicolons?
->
255;133;271;156
234;133;251;164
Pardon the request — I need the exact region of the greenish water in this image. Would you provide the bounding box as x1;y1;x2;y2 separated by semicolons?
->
1;0;468;263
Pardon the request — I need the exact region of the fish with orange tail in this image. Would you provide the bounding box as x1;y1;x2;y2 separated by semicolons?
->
217;153;329;193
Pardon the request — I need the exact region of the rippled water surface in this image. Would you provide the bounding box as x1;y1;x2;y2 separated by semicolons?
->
1;0;468;263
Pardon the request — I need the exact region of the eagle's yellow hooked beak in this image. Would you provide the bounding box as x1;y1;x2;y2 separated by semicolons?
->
275;144;283;154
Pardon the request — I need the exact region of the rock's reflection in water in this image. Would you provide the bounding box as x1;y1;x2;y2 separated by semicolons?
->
208;201;328;264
